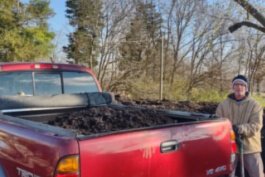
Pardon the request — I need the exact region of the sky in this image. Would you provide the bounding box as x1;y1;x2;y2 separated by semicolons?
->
49;0;68;31
47;0;72;59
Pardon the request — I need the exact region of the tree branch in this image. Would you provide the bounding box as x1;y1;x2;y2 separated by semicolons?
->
228;21;265;33
233;0;265;27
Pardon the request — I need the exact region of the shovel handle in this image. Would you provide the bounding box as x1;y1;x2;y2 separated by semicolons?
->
239;137;245;177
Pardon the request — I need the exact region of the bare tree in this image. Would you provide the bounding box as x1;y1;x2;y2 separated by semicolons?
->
229;0;265;33
244;33;265;92
96;0;134;89
186;24;214;96
165;0;200;85
77;0;265;99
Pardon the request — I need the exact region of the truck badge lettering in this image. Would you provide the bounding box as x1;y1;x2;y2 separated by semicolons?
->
17;167;40;177
206;165;226;176
206;169;214;175
215;165;226;173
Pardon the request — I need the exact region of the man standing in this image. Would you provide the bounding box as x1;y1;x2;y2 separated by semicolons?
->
216;75;264;177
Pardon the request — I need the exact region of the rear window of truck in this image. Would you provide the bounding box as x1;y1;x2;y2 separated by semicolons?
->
63;72;99;94
0;71;99;96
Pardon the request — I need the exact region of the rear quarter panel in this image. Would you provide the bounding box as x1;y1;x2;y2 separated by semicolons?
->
0;118;79;177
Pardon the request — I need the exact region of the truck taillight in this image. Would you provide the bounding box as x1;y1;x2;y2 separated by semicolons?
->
55;155;79;177
230;130;237;171
230;130;237;153
56;175;79;177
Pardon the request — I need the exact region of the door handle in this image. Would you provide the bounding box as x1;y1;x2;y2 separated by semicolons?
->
160;140;179;153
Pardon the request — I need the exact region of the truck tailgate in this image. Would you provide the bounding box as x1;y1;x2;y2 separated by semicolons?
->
78;119;232;177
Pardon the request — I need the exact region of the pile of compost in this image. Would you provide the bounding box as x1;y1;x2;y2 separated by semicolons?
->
48;106;178;135
117;99;218;114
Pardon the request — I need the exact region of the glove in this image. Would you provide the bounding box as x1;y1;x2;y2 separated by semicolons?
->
232;125;239;135
232;124;243;146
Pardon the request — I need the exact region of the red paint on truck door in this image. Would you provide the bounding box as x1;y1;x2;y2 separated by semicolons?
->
78;119;232;177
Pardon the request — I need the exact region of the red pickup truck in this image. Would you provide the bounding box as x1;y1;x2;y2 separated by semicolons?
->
0;62;236;177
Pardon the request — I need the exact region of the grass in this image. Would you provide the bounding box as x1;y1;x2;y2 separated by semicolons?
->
117;79;265;107
190;88;227;103
252;94;265;107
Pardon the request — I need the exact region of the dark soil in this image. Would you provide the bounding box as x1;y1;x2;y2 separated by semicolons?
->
118;99;218;114
48;106;178;135
48;98;220;135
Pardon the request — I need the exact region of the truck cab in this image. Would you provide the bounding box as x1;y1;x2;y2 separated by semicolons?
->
0;62;101;96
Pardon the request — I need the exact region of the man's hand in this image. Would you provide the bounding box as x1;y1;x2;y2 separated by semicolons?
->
232;124;239;135
232;124;243;146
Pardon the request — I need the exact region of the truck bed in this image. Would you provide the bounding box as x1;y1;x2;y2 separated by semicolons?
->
0;105;233;177
2;103;218;137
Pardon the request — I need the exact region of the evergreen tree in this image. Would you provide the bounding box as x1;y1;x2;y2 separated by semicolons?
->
64;0;103;66
119;1;162;78
0;0;55;61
